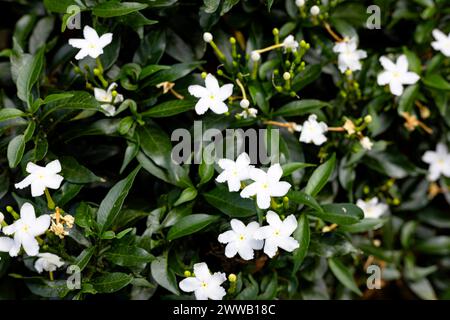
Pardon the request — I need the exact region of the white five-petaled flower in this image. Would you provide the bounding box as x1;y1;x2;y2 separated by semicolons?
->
377;55;420;96
240;163;291;209
254;211;299;258
15;160;64;197
188;74;234;115
356;197;388;219
333;37;367;73
297;114;328;146
68;25;113;60
218;219;263;260
216;153;253;192
34;253;65;273
179;262;226;300
422;143;450;181
282;35;299;52
0;203;50;257
431;29;450;57
94;82;124;117
360;137;373;150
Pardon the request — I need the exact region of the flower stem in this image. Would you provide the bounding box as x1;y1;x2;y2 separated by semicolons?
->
209;41;226;62
236;79;247;100
253;43;284;54
324;22;344;42
44;188;56;210
49;271;54;281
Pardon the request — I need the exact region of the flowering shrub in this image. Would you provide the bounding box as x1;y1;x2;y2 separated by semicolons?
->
0;0;449;300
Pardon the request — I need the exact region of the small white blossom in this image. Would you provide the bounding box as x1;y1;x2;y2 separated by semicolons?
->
282;35;299;52
68;25;112;60
254;211;299;258
295;0;305;7
240;163;291;209
94;82;124;117
333;37;367;73
360;137;373;150
297;114;328;146
431;29;450;57
218;219;263;260
179;262;226;300
356;197;388;219
251;51;261;62
422;143;450;181
203;32;213;43
238;108;258;119
216;152;253;192
377;55;420;96
15;160;64;197
34;253;65;273
310;5;320;16
0;203;50;257
188;74;233;115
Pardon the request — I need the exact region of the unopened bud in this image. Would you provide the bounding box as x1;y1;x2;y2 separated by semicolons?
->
201;72;207;79
251;51;261;62
283;72;291;80
240;99;250;109
228;274;237;282
184;270;191;277
310;5;320;16
203;32;213;43
93;68;101;76
364;115;372;124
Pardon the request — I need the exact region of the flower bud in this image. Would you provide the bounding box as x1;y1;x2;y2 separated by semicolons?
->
283;72;291;80
251;51;261;62
272;28;279;36
201;72;207;79
217;69;224;76
240;99;250;109
345;69;352;77
364;115;373;124
203;32;213;43
229;37;236;44
184;270;191;277
6;206;14;214
93;68;101;76
310;5;320;16
295;0;305;7
228;274;237;282
111;90;118;97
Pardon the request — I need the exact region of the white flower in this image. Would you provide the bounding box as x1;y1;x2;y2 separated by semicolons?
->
282;35;299;52
296;0;305;7
356;197;388;219
218;219;264;260
431;29;450;57
179;262;226;300
377;55;420;96
203;32;213;43
216;153;253;192
34;253;65;273
0;203;50;257
333;37;367;73
422;143;450;181
240;163;291;209
297;114;328;145
254;211;299;258
360;137;373;150
15;160;64;197
94;82;124;117
68;25;112;60
188;74;233;115
238;108;258;119
310;5;320;16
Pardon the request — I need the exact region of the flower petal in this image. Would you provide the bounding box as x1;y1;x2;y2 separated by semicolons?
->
188;85;208;98
179;277;200;292
83;25;99;42
31;215;51;236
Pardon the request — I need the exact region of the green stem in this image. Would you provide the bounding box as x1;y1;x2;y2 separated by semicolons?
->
44;188;55;210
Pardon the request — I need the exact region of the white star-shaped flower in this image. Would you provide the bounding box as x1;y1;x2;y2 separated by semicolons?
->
68;25;113;60
94;82;124;117
360;137;373;150
216;153;253;192
218;219;263;260
356;197;388;219
0;203;50;257
179;262;226;300
377;55;420;96
240;163;291;209
431;29;450;57
188;74;233;115
254;211;299;258
333;37;367;73
282;35;299;52
34;253;65;273
297;114;328;145
15;160;64;197
422;143;450;181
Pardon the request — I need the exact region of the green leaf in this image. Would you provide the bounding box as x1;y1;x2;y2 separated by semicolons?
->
310;203;364;225
0;108;26;122
398;84;419;114
281;162;315;177
304;154;336;196
7;134;25;168
26;279;70;298
291;64;322;91
105;245;154;267
173;187;197;206
167;214;219;240
339;218;385;233
74;247;96;271
288;190;323;213
204;186;256;217
417;236;450;255
96;166;141;233
423;74;450;91
42;91;100;118
60;156;102;184
150;255;179;294
292;214;310;273
93;2;148;18
273;99;329;117
141;99;195;118
16;47;45;108
91;272;133;293
44;0;76;13
328;257;362;296
143;61;203;87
